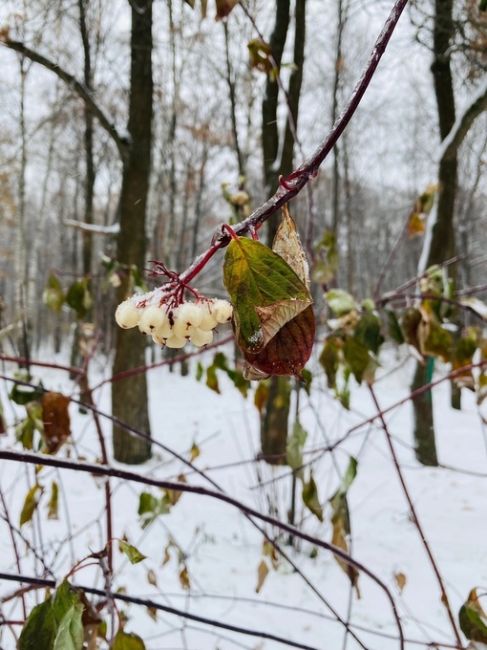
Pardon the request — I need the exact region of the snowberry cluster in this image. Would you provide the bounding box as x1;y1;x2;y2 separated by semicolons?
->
115;298;233;348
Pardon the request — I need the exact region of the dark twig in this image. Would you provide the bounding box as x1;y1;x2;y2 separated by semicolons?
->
0;448;404;648
368;385;462;647
0;572;317;650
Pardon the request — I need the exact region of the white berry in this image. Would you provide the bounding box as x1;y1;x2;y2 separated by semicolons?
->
165;334;187;349
115;300;140;329
199;303;218;331
139;306;167;334
213;299;233;323
189;327;213;347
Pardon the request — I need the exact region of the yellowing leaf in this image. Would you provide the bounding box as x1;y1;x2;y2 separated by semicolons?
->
47;481;59;520
119;541;146;565
302;472;323;522
255;560;269;593
224;236;314;377
254;381;269;414
20;484;43;526
112;630;146;650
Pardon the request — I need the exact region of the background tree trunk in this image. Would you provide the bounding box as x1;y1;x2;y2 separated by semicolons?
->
260;0;306;465
412;0;457;467
112;0;153;464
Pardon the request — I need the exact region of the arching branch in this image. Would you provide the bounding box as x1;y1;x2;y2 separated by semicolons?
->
1;39;129;160
440;80;487;161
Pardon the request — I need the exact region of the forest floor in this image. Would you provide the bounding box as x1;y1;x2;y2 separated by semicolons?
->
1;343;486;650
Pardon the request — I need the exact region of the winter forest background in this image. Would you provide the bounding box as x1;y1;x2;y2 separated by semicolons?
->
0;0;487;649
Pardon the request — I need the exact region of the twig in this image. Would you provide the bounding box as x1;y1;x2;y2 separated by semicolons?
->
368;385;462;647
0;448;405;648
0;572;317;650
174;0;410;286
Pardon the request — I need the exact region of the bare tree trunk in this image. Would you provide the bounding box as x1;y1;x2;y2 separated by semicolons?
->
78;0;96;277
260;0;306;465
112;0;153;464
223;21;245;179
412;0;457;466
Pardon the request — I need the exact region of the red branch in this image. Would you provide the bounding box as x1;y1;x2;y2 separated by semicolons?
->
176;0;409;285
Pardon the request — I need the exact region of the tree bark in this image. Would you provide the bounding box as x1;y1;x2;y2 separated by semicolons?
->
412;0;456;466
260;1;306;466
112;0;153;464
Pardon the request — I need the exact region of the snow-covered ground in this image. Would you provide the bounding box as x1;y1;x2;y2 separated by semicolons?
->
1;344;486;649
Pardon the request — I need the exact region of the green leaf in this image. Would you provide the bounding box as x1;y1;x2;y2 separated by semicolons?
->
66;277;92;319
386;310;404;344
10;377;44;406
355;312;384;354
19;597;56;650
119;541;146;565
53;603;83;650
459;588;487;642
423;320;453;362
47;481;59;520
325;289;356;317
20;484;43;526
302;472;323;522
138;492;171;529
195;361;204;381
43;274;65;313
300;368;313;395
112;630;146;650
287;420;307;471
206;364;220;394
480;0;487;11
320;337;341;389
224;237;311;355
343;337;370;384
19;581;85;650
331;457;358;504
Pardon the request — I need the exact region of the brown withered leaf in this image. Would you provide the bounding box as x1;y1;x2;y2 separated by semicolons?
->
41;391;71;454
215;0;238;20
394;571;407;594
272;206;310;289
255;560;269;593
244;305;315;377
331;512;361;598
179;565;190;590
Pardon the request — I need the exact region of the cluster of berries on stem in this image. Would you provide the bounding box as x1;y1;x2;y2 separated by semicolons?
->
115;261;232;349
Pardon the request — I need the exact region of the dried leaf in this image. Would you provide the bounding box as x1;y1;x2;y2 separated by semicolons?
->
215;0;238;20
41;392;71;454
179;565;190;590
272;206;310;289
20;484;43;526
47;481;59;520
247;38;273;74
255;560;269;593
147;569;157;587
394;572;407;594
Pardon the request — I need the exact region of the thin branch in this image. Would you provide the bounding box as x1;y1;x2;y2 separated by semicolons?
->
440;80;487;161
0;572;317;650
368;385;462;646
0;448;405;648
175;0;409;284
0;39;128;160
